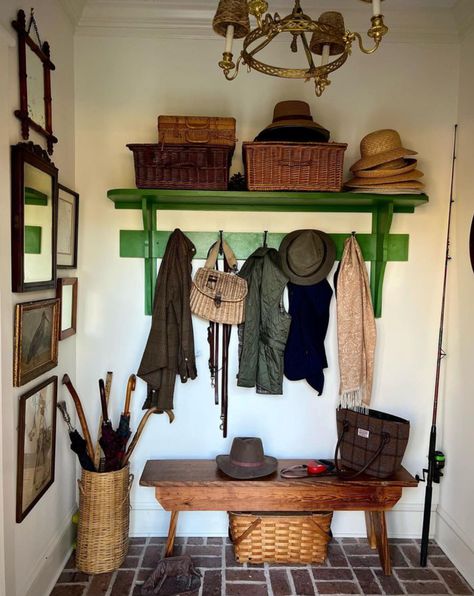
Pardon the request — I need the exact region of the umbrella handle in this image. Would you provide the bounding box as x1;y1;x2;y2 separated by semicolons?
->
99;378;109;422
124;374;136;416
63;374;95;462
94;371;113;470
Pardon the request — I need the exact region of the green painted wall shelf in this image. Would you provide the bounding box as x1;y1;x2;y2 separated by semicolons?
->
107;189;429;317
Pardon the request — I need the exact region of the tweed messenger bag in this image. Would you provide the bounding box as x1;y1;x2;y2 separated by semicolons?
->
190;239;247;325
335;408;410;479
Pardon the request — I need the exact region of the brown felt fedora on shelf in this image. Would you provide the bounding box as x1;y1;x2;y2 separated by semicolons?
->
279;229;336;286
350;129;417;172
216;437;277;479
254;100;330;143
346;169;424;187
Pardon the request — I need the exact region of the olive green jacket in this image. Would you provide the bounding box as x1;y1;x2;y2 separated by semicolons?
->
237;247;291;394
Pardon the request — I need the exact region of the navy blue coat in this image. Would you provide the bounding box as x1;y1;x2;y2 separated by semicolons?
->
284;280;333;395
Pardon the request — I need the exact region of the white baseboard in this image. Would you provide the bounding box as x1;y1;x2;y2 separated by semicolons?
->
24;507;75;596
436;507;474;589
130;500;431;539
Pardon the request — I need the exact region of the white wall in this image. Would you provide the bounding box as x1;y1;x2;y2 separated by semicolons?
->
436;19;474;588
0;3;77;595
75;31;460;539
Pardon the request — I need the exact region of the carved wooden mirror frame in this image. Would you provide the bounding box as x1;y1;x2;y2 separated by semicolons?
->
12;9;58;154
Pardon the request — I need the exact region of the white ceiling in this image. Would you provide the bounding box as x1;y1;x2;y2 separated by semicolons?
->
59;0;472;40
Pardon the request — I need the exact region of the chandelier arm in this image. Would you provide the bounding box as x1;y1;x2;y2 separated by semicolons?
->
223;54;242;80
350;31;381;55
246;30;279;59
300;32;316;72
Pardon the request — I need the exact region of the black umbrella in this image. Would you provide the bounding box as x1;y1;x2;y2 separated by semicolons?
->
116;374;136;462
57;401;96;472
98;378;123;471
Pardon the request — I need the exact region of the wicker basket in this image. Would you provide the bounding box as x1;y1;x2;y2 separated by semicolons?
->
229;511;333;564
243;142;347;192
158;116;236;147
76;466;133;574
127;143;234;190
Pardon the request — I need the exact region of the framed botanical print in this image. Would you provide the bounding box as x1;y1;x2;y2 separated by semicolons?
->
16;376;57;522
13;298;59;387
57;184;79;269
56;277;78;340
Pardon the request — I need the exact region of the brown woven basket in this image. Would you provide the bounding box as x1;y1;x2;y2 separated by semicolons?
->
243;142;347;192
127;143;234;190
158;116;236;147
76;466;133;574
229;511;333;564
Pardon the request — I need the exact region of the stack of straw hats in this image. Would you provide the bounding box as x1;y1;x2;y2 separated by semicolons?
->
345;129;424;194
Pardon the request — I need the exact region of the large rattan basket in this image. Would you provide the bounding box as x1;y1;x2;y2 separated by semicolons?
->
76;466;133;574
127;143;234;190
243;142;347;191
229;511;333;564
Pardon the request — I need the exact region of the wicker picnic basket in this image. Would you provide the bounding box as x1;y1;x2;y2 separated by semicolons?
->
158;115;236;147
229;511;333;564
243;142;347;192
127;143;234;190
76;465;133;574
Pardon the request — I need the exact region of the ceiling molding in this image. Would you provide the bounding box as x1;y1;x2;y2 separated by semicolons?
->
76;3;459;44
453;0;474;38
58;0;88;27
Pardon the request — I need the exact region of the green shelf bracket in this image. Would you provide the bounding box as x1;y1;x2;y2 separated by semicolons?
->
108;189;428;317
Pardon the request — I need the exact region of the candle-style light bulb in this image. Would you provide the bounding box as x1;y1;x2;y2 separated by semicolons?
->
372;0;381;16
225;24;235;54
321;44;330;67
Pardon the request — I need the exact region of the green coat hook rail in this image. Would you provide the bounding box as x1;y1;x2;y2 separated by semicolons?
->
107;189;429;317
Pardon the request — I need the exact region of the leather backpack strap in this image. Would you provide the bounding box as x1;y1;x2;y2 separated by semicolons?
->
219;251;233;438
204;239;238;270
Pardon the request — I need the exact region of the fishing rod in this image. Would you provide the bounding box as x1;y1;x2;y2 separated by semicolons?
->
416;124;457;567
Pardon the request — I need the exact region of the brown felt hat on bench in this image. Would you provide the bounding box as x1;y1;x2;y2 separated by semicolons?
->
216;437;277;479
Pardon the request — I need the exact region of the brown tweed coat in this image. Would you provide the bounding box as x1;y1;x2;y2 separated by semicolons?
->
137;229;197;411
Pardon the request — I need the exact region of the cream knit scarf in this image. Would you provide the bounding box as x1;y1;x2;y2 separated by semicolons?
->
337;235;376;407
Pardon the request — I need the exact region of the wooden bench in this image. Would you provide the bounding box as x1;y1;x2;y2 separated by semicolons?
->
140;459;418;575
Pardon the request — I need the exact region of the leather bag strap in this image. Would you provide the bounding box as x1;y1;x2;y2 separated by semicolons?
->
204;239;238;270
334;420;391;480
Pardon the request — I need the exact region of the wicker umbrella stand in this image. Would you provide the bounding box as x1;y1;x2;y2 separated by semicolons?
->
76;465;133;574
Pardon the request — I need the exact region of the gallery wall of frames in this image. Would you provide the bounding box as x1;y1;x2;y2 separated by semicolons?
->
10;9;79;522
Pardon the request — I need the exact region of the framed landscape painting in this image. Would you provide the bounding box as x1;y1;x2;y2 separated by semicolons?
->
16;376;57;522
13;298;59;386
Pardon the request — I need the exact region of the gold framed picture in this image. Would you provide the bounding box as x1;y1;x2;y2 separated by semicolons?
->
16;376;57;522
13;298;59;387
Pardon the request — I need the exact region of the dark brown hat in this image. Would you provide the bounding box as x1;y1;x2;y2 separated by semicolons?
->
279;229;336;285
216;437;277;479
254;100;330;143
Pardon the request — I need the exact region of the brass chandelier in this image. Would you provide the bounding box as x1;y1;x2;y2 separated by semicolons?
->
212;0;388;97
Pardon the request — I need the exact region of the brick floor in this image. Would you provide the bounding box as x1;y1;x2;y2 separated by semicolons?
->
50;537;473;595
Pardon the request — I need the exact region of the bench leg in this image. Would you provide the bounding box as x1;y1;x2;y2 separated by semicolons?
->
367;511;391;575
165;510;179;557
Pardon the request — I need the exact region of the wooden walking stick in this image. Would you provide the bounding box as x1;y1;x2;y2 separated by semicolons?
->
121;408;174;467
62;374;95;463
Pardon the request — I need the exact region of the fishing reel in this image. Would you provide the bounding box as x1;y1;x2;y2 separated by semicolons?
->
416;450;446;484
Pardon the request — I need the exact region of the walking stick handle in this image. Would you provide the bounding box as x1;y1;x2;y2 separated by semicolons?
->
62;374;95;462
121;407;174;467
124;374;136;416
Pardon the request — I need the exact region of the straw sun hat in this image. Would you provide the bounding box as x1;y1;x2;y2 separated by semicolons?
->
350;129;417;173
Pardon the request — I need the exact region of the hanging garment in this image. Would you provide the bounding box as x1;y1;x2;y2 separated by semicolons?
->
238;247;291;394
336;235;376;407
284;280;333;395
137;229;197;411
